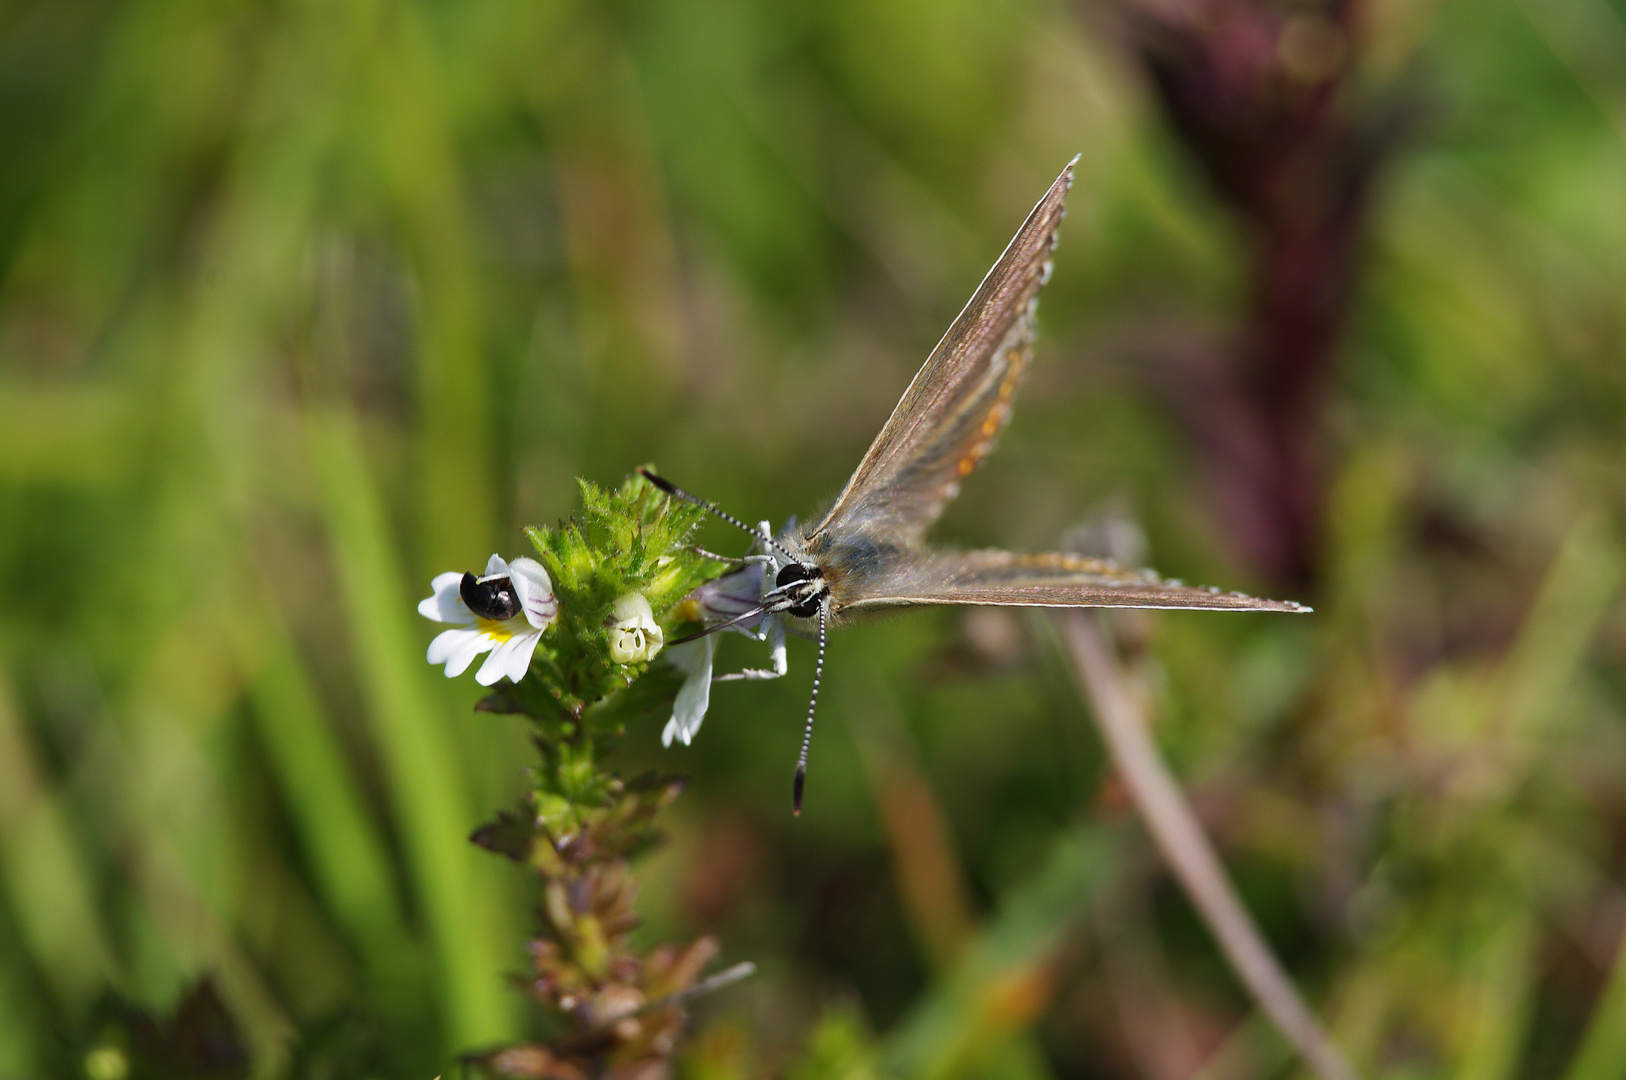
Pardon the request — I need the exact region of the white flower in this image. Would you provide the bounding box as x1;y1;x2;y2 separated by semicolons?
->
418;554;558;686
608;592;663;664
661;561;786;748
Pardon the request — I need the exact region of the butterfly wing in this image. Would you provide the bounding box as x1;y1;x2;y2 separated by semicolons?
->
829;548;1309;614
807;157;1077;548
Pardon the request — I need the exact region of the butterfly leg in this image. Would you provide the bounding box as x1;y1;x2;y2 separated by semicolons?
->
689;544;761;564
679;540;767;566
754;521;784;566
719;523;779;568
688;518;783;567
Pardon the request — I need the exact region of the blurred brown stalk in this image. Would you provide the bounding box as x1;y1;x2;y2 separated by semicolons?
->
1098;0;1409;587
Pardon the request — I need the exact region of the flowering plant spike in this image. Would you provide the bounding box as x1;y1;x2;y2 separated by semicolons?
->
421;470;764;1079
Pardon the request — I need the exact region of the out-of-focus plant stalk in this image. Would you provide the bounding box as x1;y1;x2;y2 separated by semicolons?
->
1098;0;1410;587
1058;610;1361;1080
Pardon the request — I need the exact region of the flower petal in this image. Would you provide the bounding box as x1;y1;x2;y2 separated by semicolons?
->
609;627;644;665
694;565;767;629
419;572;474;624
508;557;559;630
427;627;474;665
477;629;541;686
483;553;509;577
508;556;550;590
663;637;715;746
428;627;495;677
612;592;655;626
503;629;544;681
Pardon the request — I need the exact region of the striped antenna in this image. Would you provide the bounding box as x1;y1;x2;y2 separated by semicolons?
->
638;468;796;563
792;603;827;815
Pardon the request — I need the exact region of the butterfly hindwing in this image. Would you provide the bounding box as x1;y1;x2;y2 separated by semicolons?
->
808;157;1077;548
830;548;1309;615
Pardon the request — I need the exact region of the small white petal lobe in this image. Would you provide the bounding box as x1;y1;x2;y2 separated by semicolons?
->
663;637;715;747
508;557;559;630
429;627;495;677
419;572;473;624
476;629;541;686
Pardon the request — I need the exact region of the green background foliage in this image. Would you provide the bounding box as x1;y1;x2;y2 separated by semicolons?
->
2;0;1626;1077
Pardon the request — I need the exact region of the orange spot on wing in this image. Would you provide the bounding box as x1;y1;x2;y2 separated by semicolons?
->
951;345;1031;480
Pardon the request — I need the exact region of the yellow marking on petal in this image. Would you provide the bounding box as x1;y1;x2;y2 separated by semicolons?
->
673;597;701;622
476;618;517;642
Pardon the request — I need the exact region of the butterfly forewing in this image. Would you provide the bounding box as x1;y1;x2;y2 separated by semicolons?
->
831;549;1309;615
809;157;1078;548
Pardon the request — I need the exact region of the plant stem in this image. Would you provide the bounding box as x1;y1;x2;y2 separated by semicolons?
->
1057;610;1361;1080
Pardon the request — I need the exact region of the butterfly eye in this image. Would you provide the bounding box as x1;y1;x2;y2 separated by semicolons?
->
460;572;521;621
775;563;814;588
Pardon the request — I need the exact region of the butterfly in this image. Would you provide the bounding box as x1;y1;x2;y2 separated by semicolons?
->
643;155;1308;812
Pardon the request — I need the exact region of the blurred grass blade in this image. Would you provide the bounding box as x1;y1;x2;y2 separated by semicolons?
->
363;0;495;569
307;407;514;1051
883;825;1123;1080
1514;0;1626;147
844;672;976;974
1531;525;1626;1080
240;617;424;1008
123;828;295;1074
1497;515;1624;737
1452;911;1536;1080
0;662;115;1008
1566;925;1626;1080
0;381;137;488
0;924;41;1075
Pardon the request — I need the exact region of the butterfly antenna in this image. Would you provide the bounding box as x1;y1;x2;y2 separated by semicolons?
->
666;602;774;646
792;604;827;816
639;467;796;562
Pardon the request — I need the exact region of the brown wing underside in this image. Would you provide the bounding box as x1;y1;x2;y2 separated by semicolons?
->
832;549;1310;614
809;157;1078;547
